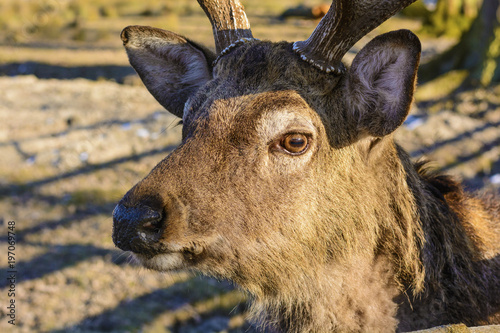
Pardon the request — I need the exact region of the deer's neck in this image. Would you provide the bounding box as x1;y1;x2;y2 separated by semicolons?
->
251;253;400;333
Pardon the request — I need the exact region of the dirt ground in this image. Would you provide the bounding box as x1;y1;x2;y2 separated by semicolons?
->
1;5;500;333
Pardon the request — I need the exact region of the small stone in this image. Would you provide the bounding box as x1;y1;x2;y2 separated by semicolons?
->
490;174;500;185
79;152;89;162
136;128;150;138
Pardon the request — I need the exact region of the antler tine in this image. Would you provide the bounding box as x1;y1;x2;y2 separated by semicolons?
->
197;0;254;55
293;0;417;74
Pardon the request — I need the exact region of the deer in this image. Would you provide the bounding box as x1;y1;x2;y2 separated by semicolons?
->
112;0;500;332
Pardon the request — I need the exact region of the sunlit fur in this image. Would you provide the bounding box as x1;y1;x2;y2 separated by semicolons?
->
115;27;500;332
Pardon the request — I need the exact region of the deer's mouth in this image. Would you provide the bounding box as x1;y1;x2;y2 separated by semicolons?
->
133;252;186;271
131;242;205;271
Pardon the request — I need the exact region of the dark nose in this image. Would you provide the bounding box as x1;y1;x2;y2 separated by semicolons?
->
112;203;164;256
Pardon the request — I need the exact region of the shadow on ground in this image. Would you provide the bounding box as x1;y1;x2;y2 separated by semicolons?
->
0;61;136;83
54;277;256;333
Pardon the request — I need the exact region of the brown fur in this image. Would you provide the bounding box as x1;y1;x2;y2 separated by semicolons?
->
112;26;500;333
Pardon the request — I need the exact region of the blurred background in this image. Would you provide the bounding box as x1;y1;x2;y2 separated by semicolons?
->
0;0;499;332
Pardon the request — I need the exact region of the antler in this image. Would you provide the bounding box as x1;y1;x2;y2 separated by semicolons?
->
293;0;417;74
197;0;254;55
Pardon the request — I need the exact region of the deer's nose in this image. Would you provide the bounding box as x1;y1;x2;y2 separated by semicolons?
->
112;203;164;256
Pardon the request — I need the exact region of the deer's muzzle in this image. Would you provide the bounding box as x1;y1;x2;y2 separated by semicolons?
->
112;203;165;257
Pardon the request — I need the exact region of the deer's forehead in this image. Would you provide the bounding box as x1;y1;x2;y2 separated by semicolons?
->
250;91;318;134
197;90;317;135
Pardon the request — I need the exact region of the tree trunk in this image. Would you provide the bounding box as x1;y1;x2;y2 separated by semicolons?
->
419;0;500;87
424;0;479;37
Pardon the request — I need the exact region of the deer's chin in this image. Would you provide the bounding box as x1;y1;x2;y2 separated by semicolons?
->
133;252;187;271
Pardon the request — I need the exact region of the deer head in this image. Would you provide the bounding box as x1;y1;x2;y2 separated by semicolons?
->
113;0;421;330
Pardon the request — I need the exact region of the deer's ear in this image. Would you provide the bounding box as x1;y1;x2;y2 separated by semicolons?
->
346;30;421;137
121;25;215;118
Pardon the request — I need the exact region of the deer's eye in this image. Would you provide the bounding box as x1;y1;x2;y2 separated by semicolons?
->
281;134;309;155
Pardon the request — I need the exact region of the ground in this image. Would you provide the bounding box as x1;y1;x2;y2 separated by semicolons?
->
0;2;499;333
